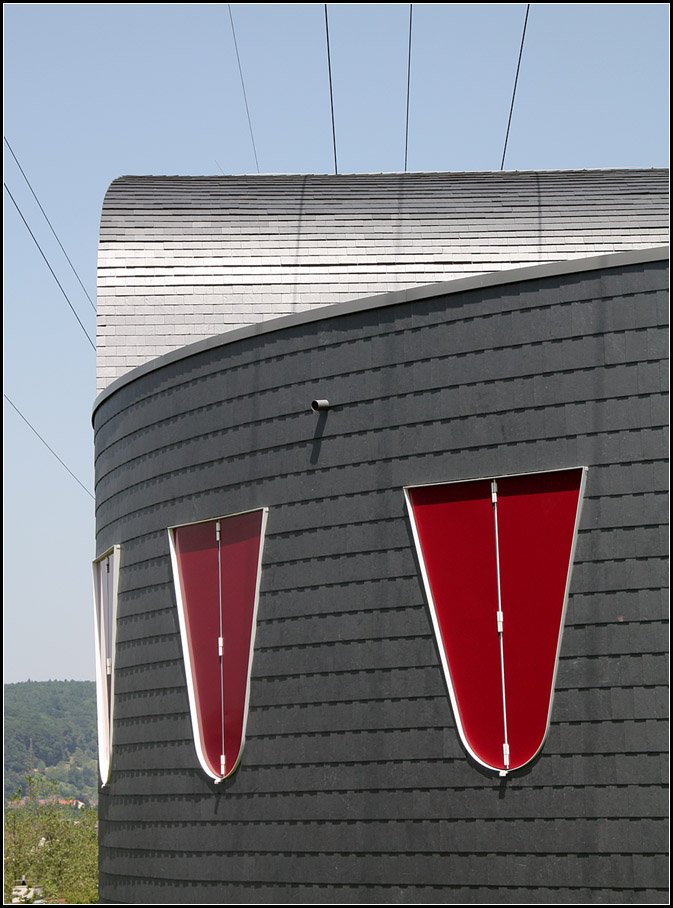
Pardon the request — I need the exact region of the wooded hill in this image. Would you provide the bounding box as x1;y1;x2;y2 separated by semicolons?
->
4;680;98;805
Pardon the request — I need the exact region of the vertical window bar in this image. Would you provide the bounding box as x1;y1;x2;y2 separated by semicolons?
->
216;519;225;781
105;556;113;662
105;555;113;711
491;480;510;772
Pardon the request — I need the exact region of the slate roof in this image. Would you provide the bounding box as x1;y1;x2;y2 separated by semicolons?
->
96;168;668;392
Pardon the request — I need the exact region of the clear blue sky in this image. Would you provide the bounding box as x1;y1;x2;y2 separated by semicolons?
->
3;3;669;683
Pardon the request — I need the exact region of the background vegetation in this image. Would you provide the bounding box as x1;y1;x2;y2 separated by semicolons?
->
4;682;99;902
5;777;98;904
4;681;98;805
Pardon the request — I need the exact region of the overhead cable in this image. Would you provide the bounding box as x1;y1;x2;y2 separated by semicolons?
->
4;394;95;500
404;4;413;172
324;4;338;175
500;3;531;171
4;182;95;351
227;4;260;174
4;136;96;312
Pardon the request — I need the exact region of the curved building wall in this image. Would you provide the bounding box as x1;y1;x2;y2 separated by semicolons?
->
93;250;668;903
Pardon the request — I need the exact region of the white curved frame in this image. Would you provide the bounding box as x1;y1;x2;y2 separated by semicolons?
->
92;545;120;786
404;466;588;774
168;507;268;782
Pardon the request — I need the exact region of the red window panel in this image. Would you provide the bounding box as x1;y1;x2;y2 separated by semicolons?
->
169;508;268;781
92;546;120;786
406;468;586;774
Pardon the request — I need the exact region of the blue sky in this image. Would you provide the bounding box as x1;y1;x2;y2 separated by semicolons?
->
3;3;669;683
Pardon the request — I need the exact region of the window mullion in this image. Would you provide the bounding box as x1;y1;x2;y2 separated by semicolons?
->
217;519;226;781
491;480;510;775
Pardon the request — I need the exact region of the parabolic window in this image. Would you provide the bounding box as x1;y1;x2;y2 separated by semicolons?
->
92;545;120;786
168;508;268;781
405;468;587;774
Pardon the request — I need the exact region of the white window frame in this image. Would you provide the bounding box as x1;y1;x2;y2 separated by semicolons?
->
92;545;120;786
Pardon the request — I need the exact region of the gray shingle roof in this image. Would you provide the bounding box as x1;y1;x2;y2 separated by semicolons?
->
97;169;668;392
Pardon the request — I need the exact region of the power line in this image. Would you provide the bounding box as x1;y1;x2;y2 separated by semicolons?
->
4;182;95;351
4;136;96;312
324;4;338;175
501;4;530;171
227;4;260;174
4;394;95;500
404;4;413;172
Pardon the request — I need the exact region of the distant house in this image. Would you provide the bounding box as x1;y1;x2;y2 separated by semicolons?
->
7;798;85;810
57;799;85;809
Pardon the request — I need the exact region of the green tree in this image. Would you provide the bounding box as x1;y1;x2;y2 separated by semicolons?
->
4;777;98;904
5;681;98;806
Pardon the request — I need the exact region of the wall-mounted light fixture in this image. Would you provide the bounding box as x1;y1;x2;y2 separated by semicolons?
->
311;399;331;412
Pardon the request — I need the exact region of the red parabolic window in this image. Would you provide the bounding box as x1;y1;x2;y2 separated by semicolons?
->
405;468;587;774
92;546;120;786
168;508;268;781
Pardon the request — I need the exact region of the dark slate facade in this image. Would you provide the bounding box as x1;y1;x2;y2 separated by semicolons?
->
93;249;669;903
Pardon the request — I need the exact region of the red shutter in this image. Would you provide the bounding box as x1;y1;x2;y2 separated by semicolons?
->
170;508;267;780
406;468;585;773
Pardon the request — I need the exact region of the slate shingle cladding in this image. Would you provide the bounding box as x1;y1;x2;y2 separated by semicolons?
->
93;249;669;904
96;169;669;393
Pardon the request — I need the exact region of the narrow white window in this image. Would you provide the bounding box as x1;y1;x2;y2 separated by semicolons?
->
92;546;120;785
